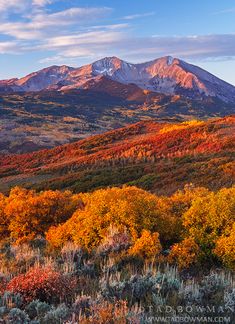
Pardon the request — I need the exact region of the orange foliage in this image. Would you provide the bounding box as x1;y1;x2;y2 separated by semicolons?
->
168;238;200;269
0;193;8;238
46;186;176;249
3;187;82;243
183;187;235;258
129;230;162;260
214;223;235;270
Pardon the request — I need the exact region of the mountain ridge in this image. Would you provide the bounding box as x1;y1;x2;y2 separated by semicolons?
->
1;56;235;103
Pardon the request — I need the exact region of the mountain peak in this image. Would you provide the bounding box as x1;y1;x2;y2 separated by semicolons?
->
1;56;235;103
91;56;126;77
159;55;176;65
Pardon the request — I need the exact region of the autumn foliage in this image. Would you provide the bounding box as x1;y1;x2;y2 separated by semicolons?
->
7;266;77;303
1;187;82;244
0;185;234;269
46;186;177;249
0;183;234;322
129;230;162;260
168;238;200;269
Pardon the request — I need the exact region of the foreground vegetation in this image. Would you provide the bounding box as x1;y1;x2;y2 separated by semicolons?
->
0;248;234;323
0;185;234;322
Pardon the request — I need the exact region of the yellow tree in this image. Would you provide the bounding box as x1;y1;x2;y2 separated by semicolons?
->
47;186;177;249
129;230;162;260
183;187;235;259
214;222;235;270
0;193;8;239
5;187;83;243
168;237;200;269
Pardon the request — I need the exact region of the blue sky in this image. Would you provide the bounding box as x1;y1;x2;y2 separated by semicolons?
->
1;0;235;84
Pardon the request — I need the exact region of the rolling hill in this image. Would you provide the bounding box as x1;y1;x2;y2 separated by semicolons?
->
0;116;234;195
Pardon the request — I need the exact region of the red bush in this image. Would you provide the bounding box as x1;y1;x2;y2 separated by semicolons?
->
6;266;77;303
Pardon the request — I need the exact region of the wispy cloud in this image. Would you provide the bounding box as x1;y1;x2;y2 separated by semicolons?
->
32;0;52;7
0;0;53;12
122;34;235;61
41;30;124;48
0;0;26;12
31;7;112;28
38;33;235;66
212;7;235;15
0;41;19;54
123;12;155;20
0;6;112;40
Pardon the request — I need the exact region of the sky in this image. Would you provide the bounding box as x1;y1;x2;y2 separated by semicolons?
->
1;0;235;84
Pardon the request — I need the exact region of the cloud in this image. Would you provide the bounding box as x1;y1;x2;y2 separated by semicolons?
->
146;34;235;60
123;12;155;20
0;0;52;12
212;7;235;15
0;6;112;40
39;48;94;64
0;2;235;66
31;7;112;28
89;23;129;30
0;0;27;12
0;41;18;53
38;29;125;63
42;30;124;48
38;33;235;64
32;0;52;6
0;22;43;39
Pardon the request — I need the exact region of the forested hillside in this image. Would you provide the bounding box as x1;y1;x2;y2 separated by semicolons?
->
0;116;234;194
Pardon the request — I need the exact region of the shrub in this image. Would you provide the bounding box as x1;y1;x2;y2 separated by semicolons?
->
200;272;229;302
41;304;70;324
25;300;51;319
214;223;235;270
183;187;235;259
81;300;129;324
101;267;180;305
47;186;176;249
129;230;162;260
61;241;84;264
179;282;203;305
7;308;29;324
72;294;92;317
0;306;7;318
224;289;235;310
0;193;8;239
168;238;200;269
5;187;83;244
11;244;41;267
7;266;77;303
0;291;23;309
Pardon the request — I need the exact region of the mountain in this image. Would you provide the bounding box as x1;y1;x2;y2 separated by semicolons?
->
1;56;235;103
0;116;234;194
1;56;234;154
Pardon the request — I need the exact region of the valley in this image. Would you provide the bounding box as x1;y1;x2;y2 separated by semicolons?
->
0;89;234;153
